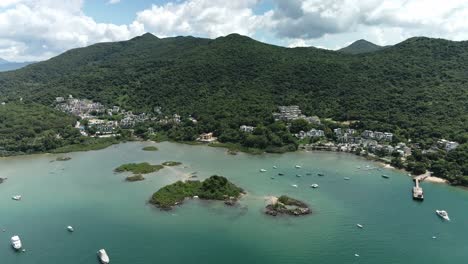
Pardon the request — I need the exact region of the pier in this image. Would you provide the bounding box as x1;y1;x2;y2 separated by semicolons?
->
412;179;424;201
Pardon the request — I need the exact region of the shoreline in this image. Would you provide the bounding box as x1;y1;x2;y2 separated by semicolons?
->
377;162;449;185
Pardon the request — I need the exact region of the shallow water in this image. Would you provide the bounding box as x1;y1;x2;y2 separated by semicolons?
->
1;142;467;264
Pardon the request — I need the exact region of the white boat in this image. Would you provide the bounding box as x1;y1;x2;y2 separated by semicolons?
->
10;235;22;250
295;165;301;169
344;177;350;180
260;169;267;172
354;253;360;257
291;184;298;188
436;210;450;221
97;249;110;264
67;226;74;232
273;166;277;169
310;184;319;188
12;195;21;201
356;224;363;228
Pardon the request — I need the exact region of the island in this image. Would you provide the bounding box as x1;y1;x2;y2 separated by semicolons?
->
161;161;182;166
265;195;311;216
150;175;244;210
125;174;145;182
142;146;158;151
115;162;164;174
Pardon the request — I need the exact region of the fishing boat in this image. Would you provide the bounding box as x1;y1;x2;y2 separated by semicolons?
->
436;210;450;221
260;169;267;172
97;249;110;264
10;236;22;250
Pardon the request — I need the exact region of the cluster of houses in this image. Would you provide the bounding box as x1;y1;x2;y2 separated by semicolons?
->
295;129;325;139
273;106;321;124
240;125;255;133
437;139;460;152
55;96;105;118
361;130;393;141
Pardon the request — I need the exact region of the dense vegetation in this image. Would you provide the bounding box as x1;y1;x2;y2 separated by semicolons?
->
114;162;164;174
0;33;465;182
150;175;243;209
339;39;387;54
161;161;182;166
265;195;310;216
125;174;145;182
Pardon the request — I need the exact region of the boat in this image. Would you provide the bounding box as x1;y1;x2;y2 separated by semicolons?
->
310;184;319;188
10;235;22;250
97;249;110;264
436;210;450;221
273;166;277;169
278;173;284;176
344;177;350;180
356;224;363;228
381;175;390;179
296;174;302;177
354;253;360;257
67;226;74;232
291;184;298;188
270;177;275;180
260;169;267;172
317;173;324;176
12;195;21;201
295;165;301;169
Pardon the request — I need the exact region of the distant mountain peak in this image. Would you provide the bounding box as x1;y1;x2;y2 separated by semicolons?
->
130;32;159;42
339;39;385;54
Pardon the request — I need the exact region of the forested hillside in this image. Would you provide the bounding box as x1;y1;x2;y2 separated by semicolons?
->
338;39;386;54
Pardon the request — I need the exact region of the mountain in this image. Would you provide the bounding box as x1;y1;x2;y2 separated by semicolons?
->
0;58;35;72
339;39;386;54
0;33;466;145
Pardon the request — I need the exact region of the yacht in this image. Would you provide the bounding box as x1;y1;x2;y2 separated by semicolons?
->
356;224;363;228
291;184;298;188
97;249;110;264
12;195;21;201
10;236;22;250
436;210;450;221
344;177;351;180
260;169;267;172
310;184;319;188
273;166;277;169
295;165;301;169
67;226;74;232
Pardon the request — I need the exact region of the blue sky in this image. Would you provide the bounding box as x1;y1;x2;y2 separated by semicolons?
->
1;0;468;61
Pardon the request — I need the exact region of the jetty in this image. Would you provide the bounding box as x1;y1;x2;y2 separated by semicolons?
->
412;178;424;201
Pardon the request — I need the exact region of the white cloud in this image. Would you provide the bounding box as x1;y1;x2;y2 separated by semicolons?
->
107;0;120;4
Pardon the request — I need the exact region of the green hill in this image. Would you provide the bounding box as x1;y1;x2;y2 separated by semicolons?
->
0;33;466;146
339;39;386;54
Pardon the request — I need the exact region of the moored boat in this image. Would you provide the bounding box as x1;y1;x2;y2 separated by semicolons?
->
317;173;324;176
10;235;22;250
278;173;284;176
97;249;110;264
291;184;298;188
67;226;74;232
344;177;350;180
260;169;267;172
310;184;319;188
381;175;390;179
356;224;363;228
12;195;21;201
295;165;301;169
436;210;450;221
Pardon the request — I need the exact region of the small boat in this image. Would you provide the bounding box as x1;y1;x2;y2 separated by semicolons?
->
273;166;278;169
296;174;302;177
317;173;324;176
310;184;319;188
67;226;74;232
381;175;390;179
291;184;298;188
260;169;267;173
436;210;450;221
11;235;22;250
270;177;275;180
356;224;363;228
278;173;284;176
295;165;301;169
344;177;350;180
432;236;437;239
354;253;360;257
97;249;110;264
12;195;22;201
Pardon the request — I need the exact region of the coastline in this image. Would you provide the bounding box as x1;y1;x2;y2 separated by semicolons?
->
378;162;449;184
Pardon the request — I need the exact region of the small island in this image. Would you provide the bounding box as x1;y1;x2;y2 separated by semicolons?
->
265;195;311;216
142;146;158;151
56;156;72;161
162;161;182;166
115;162;164;174
125;174;145;182
150;175;244;210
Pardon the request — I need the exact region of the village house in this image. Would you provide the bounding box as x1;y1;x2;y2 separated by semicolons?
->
438;139;460;152
240;125;255;133
295;129;325;139
273;105;321;124
197;132;217;143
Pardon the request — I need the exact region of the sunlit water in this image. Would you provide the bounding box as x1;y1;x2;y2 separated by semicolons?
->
1;142;467;264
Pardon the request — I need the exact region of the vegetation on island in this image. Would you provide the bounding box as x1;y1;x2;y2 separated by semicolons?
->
150;175;244;210
0;33;466;184
142;146;158;151
161;161;182;166
265;195;311;216
125;174;145;182
115;162;164;174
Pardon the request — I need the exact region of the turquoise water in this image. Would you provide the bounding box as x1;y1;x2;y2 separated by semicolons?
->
1;142;467;264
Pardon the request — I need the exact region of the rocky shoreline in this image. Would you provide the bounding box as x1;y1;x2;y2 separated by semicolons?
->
265;195;311;216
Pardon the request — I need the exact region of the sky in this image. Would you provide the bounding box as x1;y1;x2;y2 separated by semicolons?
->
2;0;468;62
